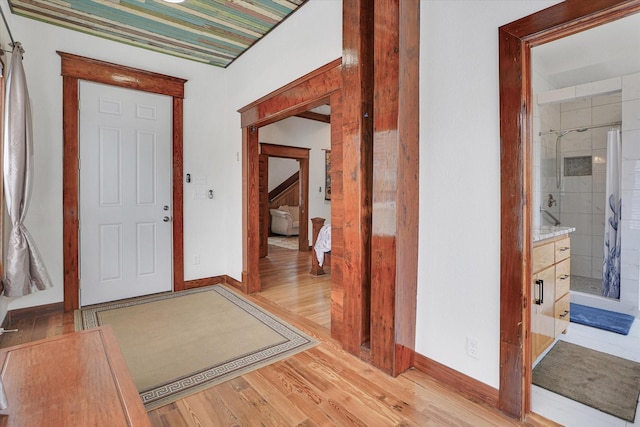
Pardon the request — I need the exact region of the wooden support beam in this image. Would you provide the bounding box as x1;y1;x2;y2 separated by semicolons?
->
370;0;419;376
340;0;374;355
295;111;331;123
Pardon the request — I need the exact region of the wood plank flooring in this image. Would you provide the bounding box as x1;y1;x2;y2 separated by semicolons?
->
0;245;554;426
259;244;331;329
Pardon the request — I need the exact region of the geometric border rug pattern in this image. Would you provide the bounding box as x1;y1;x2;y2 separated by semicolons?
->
75;285;317;410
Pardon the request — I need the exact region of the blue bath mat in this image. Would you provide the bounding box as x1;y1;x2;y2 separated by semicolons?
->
570;303;635;335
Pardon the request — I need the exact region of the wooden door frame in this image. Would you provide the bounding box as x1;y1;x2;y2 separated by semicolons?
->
238;59;342;296
260;143;310;252
498;0;640;419
59;52;187;311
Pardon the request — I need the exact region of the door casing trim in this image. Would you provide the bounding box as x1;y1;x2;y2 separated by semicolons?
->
260;143;310;253
498;1;640;418
59;52;187;311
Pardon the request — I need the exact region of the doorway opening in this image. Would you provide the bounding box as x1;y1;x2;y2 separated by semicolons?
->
498;1;640;419
258;113;332;330
238;59;343;344
259;143;311;256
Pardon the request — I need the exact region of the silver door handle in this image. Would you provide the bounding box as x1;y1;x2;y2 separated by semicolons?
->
163;216;171;222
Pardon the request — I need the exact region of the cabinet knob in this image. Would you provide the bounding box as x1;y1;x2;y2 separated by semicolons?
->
559;310;569;318
559;274;569;280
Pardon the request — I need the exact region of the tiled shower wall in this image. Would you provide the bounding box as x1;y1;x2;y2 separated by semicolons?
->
536;103;561;229
621;72;640;308
555;93;621;280
536;72;640;310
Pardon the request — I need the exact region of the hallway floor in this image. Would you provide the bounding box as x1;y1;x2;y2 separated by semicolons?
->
532;318;640;426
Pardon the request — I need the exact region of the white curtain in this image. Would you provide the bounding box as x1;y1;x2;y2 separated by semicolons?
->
602;129;622;299
2;43;52;297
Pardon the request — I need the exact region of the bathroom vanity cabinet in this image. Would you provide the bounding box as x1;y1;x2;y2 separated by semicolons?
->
532;234;571;361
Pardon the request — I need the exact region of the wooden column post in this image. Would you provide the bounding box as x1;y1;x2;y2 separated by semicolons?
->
370;0;420;376
341;0;374;356
242;126;261;294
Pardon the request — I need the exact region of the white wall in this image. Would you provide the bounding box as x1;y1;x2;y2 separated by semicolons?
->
261;117;332;242
418;0;561;388
268;158;298;192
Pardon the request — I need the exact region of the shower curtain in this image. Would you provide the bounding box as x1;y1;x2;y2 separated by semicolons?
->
602;129;622;299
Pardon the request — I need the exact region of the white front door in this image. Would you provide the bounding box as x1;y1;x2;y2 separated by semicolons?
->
79;81;173;306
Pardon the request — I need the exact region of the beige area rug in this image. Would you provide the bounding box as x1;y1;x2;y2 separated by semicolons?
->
268;235;299;250
532;340;640;422
75;285;317;410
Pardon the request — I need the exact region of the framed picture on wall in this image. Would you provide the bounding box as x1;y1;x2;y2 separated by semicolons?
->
325;150;331;200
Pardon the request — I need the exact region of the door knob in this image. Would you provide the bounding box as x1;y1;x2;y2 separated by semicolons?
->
163;216;171;222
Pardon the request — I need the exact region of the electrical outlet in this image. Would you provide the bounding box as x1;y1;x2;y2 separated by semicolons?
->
193;191;206;199
193;255;200;265
467;336;479;359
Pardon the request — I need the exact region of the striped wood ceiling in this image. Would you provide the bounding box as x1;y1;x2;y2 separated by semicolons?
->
8;0;307;67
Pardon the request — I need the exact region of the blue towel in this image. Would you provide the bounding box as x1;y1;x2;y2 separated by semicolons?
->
570;303;635;335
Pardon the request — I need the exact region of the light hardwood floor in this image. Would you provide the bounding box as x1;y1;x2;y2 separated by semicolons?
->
259;243;331;330
0;244;554;426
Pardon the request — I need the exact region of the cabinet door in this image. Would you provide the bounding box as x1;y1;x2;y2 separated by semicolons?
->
532;265;555;360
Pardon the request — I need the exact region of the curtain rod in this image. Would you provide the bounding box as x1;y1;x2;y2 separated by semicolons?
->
0;2;16;53
0;4;13;45
539;121;622;136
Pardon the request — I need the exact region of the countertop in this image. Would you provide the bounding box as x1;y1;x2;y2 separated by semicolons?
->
533;225;575;242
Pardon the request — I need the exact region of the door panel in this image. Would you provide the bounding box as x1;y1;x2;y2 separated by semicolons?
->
80;81;173;306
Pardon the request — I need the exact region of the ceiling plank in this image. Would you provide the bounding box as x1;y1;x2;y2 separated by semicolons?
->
9;0;307;67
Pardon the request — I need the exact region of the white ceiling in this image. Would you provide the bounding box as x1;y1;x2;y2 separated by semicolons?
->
533;12;640;89
310;105;331;115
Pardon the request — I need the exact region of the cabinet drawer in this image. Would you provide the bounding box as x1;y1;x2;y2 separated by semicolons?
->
555;237;571;262
555;293;570;336
555;259;571;298
533;242;555;273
